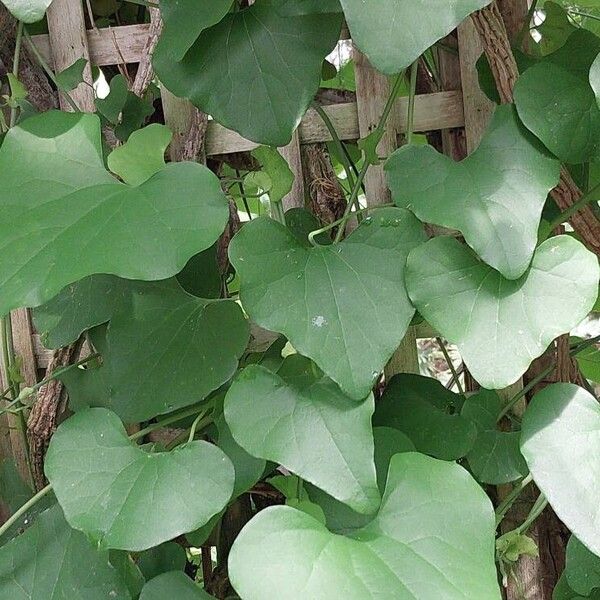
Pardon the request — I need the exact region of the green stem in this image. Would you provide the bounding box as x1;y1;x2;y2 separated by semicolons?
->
567;8;600;23
545;181;600;235
0;483;52;539
23;28;80;112
270;200;286;225
332;72;405;244
495;474;533;526
406;60;419;145
9;21;24;128
234;169;253;221
436;337;464;395
309;203;394;247
497;335;600;422
130;403;214;441
517;494;548;535
313;103;358;191
515;0;538;48
188;408;210;443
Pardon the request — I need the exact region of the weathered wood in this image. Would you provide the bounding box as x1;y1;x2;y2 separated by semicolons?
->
32;23;152;68
279;131;306;210
458;19;494;151
10;310;38;387
131;7;162;97
46;0;94;111
205;92;464;157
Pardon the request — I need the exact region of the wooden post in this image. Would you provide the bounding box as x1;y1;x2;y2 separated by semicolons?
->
353;48;419;376
46;0;95;111
279;131;306;211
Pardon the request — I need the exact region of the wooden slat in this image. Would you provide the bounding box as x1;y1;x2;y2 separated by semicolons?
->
279;131;306;210
46;0;94;111
32;23;152;68
206;92;464;156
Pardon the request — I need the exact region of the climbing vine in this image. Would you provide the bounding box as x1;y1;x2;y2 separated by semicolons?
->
1;0;600;598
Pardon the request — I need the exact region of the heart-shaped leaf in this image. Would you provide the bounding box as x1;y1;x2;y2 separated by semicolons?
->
514;30;600;163
461;390;528;484
229;453;501;599
0;505;130;599
306;426;415;533
406;236;599;389
140;572;214;600
565;536;600;596
229;208;426;399
340;0;493;74
224;356;380;514
107;124;173;186
137;542;187;581
373;373;476;460
153;0;343;146
45;408;235;551
158;0;234;61
521;383;600;557
54;279;249;422
386;105;560;278
103;280;249;422
0;110;229;316
1;0;53;22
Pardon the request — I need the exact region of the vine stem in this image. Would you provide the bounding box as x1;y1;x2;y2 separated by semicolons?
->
406;60;419;145
545;180;600;235
308;203;394;247
497;334;600;422
436;337;464;394
23;28;80;112
0;483;52;539
9;21;24;128
129;403;214;441
516;494;548;535
332;71;406;244
312;103;358;191
495;474;533;526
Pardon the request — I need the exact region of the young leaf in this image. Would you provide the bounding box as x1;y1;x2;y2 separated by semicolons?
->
0;505;130;599
462;390;528;484
224;356;380;514
140;571;214;599
153;0;343;146
386;105;560;279
55;58;88;92
0;0;53;23
45;408;235;551
373;373;477;461
514;30;600;163
229;453;501;599
107;124;173;186
0;111;229;316
340;0;493;74
229;207;426;399
406;236;599;389
521;384;600;558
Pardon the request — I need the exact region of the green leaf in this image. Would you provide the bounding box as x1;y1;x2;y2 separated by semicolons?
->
251;146;294;204
462;390;528;484
140;571;214;599
575;342;600;383
521;384;600;559
229;208;426;399
110;550;145;597
229;453;501;599
153;0;343;146
95;74;129;123
107;124;172;186
55;58;88;92
514;30;600;163
224;356;380;514
496;531;538;563
565;536;600;596
0;111;229;316
553;575;599;600
104;280;248;421
158;0;234;61
45;408;235;551
137;542;187;581
33;275;133;349
0;505;130;599
306;426;415;533
277;0;342;15
536;1;577;55
7;73;27;103
386;105;560;279
340;0;493;74
373;374;476;460
0;0;53;22
176;245;222;299
0;459;32;514
406;236;599;389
